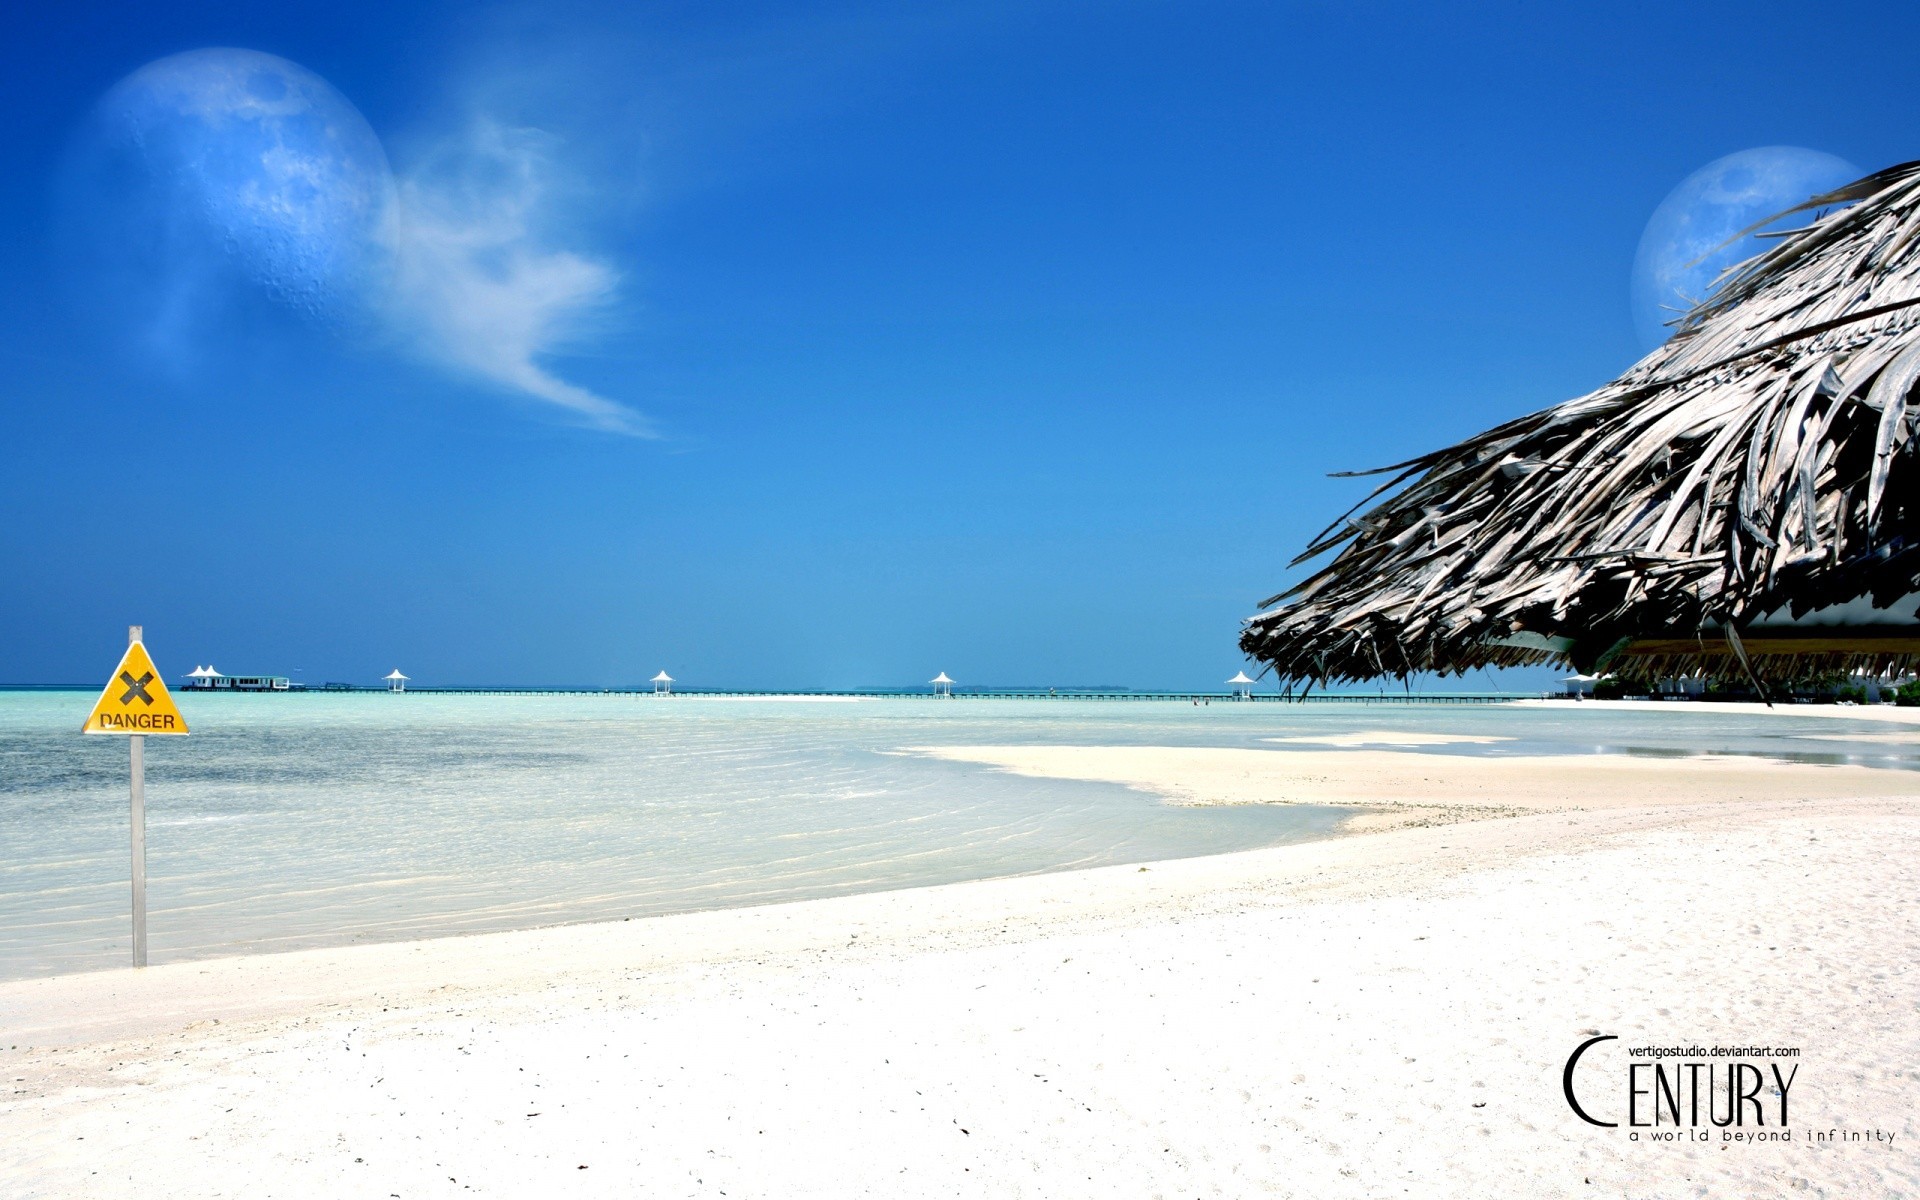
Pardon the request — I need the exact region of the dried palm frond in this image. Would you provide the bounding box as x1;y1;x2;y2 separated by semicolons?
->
1242;161;1920;685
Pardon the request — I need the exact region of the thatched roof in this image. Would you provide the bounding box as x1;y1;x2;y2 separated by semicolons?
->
1243;160;1920;686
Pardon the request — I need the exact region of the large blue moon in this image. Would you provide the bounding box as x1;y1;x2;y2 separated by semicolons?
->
59;48;391;354
1630;147;1859;350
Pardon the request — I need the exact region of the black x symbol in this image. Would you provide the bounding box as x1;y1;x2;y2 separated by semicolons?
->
119;670;154;706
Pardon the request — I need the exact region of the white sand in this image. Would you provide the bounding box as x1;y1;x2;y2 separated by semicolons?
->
4;754;1918;1197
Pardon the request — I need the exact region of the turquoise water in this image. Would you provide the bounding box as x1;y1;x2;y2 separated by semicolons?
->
3;692;1917;980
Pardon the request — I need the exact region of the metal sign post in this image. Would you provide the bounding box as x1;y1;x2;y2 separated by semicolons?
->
129;624;146;967
82;624;188;969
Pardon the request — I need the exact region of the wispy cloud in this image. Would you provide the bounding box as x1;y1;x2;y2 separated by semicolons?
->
380;119;649;435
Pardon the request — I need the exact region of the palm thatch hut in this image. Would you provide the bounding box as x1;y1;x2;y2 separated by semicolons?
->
1243;160;1920;688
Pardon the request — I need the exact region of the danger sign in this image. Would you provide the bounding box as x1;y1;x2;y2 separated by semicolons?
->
82;641;189;736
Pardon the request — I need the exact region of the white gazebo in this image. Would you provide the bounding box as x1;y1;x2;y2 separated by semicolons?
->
652;670;675;695
931;671;954;698
1560;673;1599;698
1226;670;1256;699
384;669;409;693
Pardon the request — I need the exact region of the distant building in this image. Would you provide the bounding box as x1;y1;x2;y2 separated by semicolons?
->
181;665;288;692
931;671;954;698
1654;677;1707;698
385;670;409;693
1226;670;1256;699
652;670;674;695
1560;674;1600;697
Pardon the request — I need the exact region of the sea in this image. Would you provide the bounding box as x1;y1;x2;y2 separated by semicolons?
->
4;690;1918;980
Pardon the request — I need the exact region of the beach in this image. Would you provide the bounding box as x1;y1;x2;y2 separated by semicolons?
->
5;720;1918;1198
15;4;1920;1196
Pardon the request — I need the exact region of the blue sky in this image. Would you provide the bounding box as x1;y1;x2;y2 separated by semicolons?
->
3;0;1916;690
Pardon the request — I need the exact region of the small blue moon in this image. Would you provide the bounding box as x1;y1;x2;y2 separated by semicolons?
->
60;48;391;352
1630;147;1860;350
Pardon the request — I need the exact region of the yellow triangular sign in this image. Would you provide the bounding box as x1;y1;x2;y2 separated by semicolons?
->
82;641;189;736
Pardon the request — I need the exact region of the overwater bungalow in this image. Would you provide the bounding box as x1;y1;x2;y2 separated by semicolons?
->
1243;161;1920;689
181;665;290;691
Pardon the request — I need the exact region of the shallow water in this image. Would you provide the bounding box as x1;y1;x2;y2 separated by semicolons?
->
2;692;1915;980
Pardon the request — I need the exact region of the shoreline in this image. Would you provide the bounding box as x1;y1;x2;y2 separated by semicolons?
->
5;743;1918;1195
0;801;1695;1048
9;738;1920;1025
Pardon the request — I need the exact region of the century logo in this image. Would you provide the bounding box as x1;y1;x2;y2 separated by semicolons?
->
1563;1035;1799;1138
